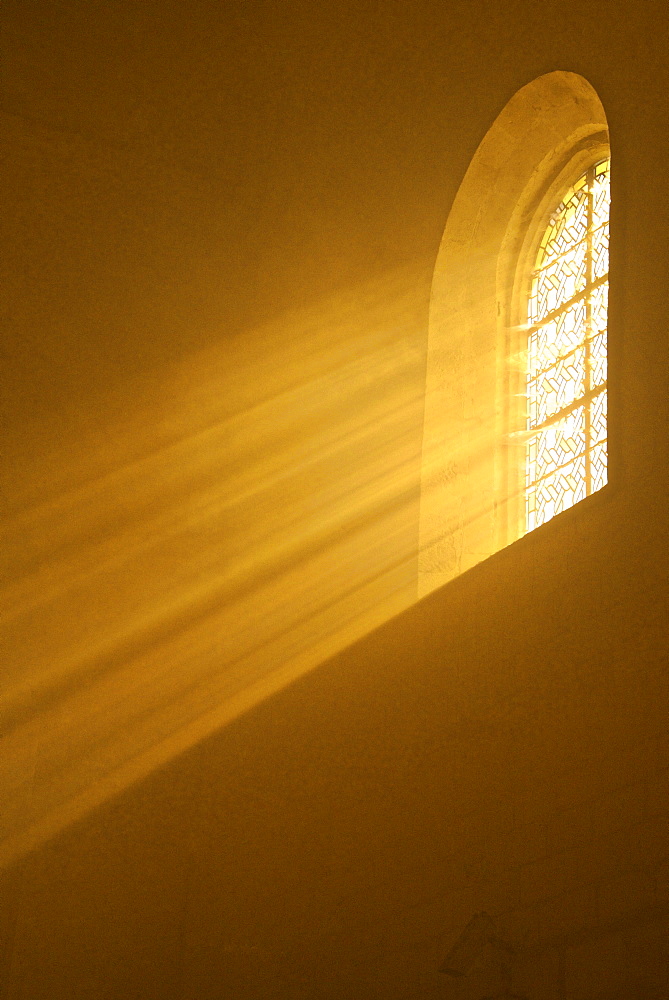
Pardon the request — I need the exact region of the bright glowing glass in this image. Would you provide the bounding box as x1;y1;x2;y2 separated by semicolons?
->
526;159;610;531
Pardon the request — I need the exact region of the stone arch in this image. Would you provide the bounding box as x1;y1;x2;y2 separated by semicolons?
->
419;71;609;598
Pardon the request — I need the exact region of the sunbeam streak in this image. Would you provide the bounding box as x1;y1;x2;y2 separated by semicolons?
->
1;264;427;868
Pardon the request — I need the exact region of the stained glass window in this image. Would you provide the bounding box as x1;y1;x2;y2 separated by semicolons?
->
525;159;610;531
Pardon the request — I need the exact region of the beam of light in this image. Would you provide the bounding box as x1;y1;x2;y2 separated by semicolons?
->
0;262;429;869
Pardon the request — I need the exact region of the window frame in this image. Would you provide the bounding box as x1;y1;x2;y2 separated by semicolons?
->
499;131;611;546
419;72;611;599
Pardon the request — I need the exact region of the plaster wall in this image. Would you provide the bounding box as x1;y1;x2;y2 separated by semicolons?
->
1;1;668;997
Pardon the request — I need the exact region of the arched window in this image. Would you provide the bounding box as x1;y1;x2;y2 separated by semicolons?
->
419;72;611;598
523;157;610;531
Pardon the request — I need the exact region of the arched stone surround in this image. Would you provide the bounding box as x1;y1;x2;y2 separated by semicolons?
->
419;71;609;597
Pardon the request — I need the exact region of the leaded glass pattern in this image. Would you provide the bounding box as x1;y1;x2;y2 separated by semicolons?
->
525;159;610;531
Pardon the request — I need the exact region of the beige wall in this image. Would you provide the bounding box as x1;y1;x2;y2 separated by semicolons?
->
1;1;668;997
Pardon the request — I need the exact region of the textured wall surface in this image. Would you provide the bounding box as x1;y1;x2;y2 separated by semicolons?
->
1;1;667;997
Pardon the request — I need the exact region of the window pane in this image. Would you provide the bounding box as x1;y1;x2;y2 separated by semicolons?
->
590;331;607;389
539;184;589;266
592;222;610;278
528;348;585;426
528;299;586;374
592;163;610;227
591;282;608;334
590;440;608;493
590;389;607;445
530;239;587;321
524;158;610;533
527;406;586;482
527;456;587;530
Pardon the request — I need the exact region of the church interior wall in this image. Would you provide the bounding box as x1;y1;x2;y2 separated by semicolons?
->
1;1;667;997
